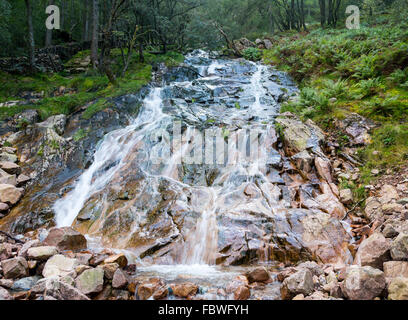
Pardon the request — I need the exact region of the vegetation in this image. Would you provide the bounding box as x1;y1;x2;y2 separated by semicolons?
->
263;21;408;184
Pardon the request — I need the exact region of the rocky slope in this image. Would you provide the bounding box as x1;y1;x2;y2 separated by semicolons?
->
1;50;408;300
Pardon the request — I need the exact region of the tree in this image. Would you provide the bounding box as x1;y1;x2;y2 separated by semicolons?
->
91;0;99;68
25;0;35;71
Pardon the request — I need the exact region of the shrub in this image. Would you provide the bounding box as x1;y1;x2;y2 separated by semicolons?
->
243;47;262;61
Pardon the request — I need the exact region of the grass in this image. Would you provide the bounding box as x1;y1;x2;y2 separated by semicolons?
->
263;21;408;195
0;50;184;121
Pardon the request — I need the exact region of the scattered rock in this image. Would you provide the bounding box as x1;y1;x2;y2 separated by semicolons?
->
103;253;128;269
27;246;58;260
388;277;408;300
0;287;13;300
1;257;28;279
43;227;87;251
383;261;408;280
280;269;314;300
246;267;270;283
75;268;104;295
383;224;399;238
11;276;41;291
112;268;128;289
340;189;353;205
42;254;79;278
354;233;391;269
391;233;408;261
341;266;386;300
234;286;250;300
0;184;23;205
170;282;198;298
0;162;21;175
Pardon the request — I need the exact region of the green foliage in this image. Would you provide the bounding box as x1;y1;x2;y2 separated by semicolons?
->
242;47;261;61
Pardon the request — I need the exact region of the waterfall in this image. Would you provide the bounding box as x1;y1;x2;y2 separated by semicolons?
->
54;88;165;227
52;51;293;267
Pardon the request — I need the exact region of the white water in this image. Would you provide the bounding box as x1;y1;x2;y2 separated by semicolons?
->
54;88;166;227
53;52;285;267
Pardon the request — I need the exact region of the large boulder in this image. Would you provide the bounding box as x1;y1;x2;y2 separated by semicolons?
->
280;269;314;300
43;227;87;251
103;253;128;269
75;268;104;295
341;266;386;300
354;233;391;269
1;257;28;279
112;268;128;289
42;254;79;278
391;233;408;261
388;277;408;300
0;162;21;175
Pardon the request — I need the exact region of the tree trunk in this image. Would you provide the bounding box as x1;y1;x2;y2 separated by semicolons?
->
45;0;54;47
25;0;35;71
319;0;326;27
91;0;99;68
82;0;89;42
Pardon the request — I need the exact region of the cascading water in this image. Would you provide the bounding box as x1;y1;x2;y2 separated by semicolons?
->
52;50;300;270
54;88;166;227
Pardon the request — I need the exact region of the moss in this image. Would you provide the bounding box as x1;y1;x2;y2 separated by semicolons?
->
264;22;408;191
73;128;88;142
0;51;182;121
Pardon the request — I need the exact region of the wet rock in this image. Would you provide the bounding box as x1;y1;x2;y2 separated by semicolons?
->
0;162;21;175
112;269;128;289
0;184;23;205
234;286;250;300
11;276;41;291
1;257;28;279
246;267;270;283
0;287;13;300
75;268;104;295
383;261;408;280
391;233;408;261
280;269;314;300
103;253;128;268
354;233;391;269
153;287;168;300
170;282;198;298
340;189;353;205
341;266;386;300
27;246;58;260
43;227;87;251
42;254;79;278
388;277;408;300
137;278;164;300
